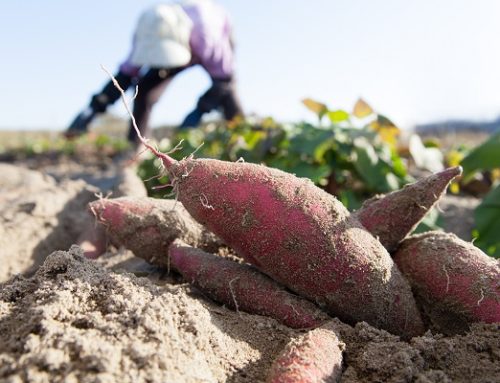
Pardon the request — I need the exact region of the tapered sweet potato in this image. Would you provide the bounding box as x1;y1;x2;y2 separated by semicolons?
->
77;223;107;259
394;231;500;334
267;322;344;383
88;197;222;267
169;240;330;329
355;167;462;252
138;144;424;338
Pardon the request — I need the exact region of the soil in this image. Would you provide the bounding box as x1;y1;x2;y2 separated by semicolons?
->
0;155;498;383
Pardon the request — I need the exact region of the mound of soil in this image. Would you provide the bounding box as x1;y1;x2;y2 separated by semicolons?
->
0;161;147;283
0;164;99;282
0;247;293;383
1;248;498;383
0;160;498;382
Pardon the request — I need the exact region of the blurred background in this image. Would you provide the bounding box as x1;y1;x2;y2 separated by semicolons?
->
0;1;498;257
1;0;500;131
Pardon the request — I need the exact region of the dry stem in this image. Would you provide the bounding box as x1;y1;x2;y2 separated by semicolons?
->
100;65;175;168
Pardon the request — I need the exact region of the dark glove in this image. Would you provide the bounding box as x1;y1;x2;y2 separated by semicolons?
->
65;71;134;138
179;108;203;129
195;78;243;121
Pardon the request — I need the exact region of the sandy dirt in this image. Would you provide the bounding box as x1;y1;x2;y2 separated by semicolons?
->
0;159;498;383
0;164;99;282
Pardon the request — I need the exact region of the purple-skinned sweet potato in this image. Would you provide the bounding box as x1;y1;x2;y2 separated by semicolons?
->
169;240;330;329
355;166;462;252
100;71;426;337
88;197;222;266
394;231;500;334
267;321;344;383
133;141;425;338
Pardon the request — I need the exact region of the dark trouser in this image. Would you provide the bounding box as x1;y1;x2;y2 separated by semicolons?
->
127;67;184;143
73;67;243;144
66;72;134;136
129;68;244;143
90;72;134;113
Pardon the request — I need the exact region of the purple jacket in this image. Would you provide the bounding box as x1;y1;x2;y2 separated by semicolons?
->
120;1;235;80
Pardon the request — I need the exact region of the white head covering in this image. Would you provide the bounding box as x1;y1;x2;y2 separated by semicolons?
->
130;4;193;68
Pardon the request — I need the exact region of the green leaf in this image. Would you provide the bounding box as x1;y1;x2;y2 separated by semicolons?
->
376;114;396;127
243;130;266;150
313;138;335;163
412;208;443;234
339;190;361;211
302;98;328;118
354;137;378;164
369;114;400;148
287;162;331;184
384;172;400;190
474;183;500;258
390;148;407;178
409;134;444;173
327;109;350;123
289;127;333;158
353;137;385;190
461;131;500;181
94;134;111;147
353;98;374;118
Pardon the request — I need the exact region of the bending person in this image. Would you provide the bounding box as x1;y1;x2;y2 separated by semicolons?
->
66;0;243;145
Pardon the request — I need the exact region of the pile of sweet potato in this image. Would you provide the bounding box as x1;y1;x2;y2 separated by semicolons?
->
82;139;499;382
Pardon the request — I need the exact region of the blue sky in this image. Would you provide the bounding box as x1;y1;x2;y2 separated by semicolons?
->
1;0;500;131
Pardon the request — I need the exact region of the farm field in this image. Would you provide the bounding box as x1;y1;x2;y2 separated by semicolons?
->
0;113;499;382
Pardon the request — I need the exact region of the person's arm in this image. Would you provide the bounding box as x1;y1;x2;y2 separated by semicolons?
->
66;69;135;136
89;70;134;113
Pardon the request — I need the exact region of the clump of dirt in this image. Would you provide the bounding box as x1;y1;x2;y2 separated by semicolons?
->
0;247;294;383
0;162;148;283
1;248;498;383
338;321;499;383
0;163;99;282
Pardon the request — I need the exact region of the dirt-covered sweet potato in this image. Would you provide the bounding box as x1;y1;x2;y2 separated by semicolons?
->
355;167;462;252
88;197;222;266
267;322;344;383
169;240;330;329
393;231;500;334
135;141;424;338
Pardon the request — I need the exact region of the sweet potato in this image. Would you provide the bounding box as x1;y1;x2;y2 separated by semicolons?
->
77;223;107;259
355;167;462;252
393;231;500;334
169;240;330;329
88;197;222;267
136;143;424;338
267;322;344;383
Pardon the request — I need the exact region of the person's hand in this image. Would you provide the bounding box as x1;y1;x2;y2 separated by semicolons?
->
179;108;203;129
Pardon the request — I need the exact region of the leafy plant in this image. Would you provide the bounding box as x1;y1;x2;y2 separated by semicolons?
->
413;208;443;234
460;131;500;182
452;131;500;258
408;134;444;173
2;132;131;159
473;183;500;258
139;99;412;210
